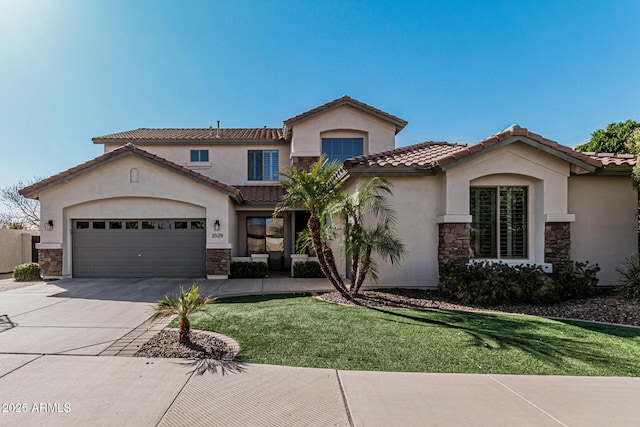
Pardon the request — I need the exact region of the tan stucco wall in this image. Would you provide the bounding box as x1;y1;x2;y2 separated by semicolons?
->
569;175;637;286
342;176;441;289
103;143;291;185
290;105;396;158
35;154;234;277
443;142;571;217
0;229;39;273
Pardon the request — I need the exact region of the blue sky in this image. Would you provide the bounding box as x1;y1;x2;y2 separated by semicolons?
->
1;0;639;191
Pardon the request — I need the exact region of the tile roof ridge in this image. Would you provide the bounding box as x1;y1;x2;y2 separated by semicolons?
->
468;125;603;169
92;127;285;142
350;140;466;160
583;152;637;158
283;95;408;132
133;126;282;130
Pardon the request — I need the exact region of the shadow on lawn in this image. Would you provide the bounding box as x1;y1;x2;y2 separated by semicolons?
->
556;319;640;338
362;304;640;374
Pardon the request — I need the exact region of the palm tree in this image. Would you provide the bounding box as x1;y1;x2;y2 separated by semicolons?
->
275;157;352;299
152;284;214;345
333;177;406;296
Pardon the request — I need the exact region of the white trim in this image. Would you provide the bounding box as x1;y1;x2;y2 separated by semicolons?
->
469;259;553;273
544;213;576;222
206;243;232;249
290;150;321;158
251;254;269;264
36;243;62;250
436;214;472;224
187;161;212;170
207;275;228;280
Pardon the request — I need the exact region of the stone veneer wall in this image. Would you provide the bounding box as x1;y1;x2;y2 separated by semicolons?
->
292;156;320;171
39;248;63;277
544;222;571;266
438;223;470;265
206;249;231;276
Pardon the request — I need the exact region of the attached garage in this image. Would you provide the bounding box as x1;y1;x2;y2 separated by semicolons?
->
19;144;242;279
72;219;206;278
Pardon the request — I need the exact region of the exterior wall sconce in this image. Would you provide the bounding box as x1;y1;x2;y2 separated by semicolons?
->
214;220;221;231
44;220;53;231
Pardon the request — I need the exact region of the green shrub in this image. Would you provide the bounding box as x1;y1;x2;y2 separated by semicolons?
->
230;261;268;278
439;260;599;306
293;261;325;278
616;254;640;301
13;262;41;282
549;261;599;301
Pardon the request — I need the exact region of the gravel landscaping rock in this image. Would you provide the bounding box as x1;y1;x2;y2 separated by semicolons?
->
0;277;41;292
135;329;233;359
318;288;640;327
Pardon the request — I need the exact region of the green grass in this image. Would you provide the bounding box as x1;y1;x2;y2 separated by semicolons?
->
185;294;640;376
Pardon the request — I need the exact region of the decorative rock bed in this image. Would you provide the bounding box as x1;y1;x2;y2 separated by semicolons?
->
318;288;640;327
134;328;240;360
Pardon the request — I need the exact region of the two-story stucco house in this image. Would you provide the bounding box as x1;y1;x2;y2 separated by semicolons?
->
20;96;637;287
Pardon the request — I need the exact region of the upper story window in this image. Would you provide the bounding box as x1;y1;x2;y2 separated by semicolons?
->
470;186;528;259
248;150;279;181
322;138;364;163
190;149;209;162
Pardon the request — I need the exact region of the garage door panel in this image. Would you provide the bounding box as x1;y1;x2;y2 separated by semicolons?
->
72;219;206;278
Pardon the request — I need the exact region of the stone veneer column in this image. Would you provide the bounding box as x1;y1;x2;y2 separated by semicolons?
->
544;222;571;267
206;249;231;277
292;156;320;171
438;223;470;265
39;248;63;277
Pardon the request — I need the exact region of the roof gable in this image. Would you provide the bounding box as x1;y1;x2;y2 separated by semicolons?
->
345;125;605;174
283;96;408;140
19;144;243;202
439;125;602;172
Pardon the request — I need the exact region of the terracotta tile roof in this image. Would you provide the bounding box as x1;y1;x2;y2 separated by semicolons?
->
345;125;604;172
436;125;603;169
92;128;284;144
582;152;637;167
234;185;285;204
283;96;408;137
19;144;242;201
344;141;467;169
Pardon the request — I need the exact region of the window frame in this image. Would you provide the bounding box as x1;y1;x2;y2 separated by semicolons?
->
190;149;209;162
470;186;528;260
248;149;279;181
321;137;364;163
246;216;284;254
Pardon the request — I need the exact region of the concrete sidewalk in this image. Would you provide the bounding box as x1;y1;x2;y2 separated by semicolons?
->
1;277;640;426
1;356;639;427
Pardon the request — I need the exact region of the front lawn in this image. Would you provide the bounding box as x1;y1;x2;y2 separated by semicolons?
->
187;294;640;376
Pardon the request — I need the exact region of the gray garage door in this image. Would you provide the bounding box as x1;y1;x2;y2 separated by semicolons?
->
72;219;206;278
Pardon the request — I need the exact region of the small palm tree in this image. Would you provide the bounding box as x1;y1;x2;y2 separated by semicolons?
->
152;284;214;345
333;177;406;295
276;156;352;299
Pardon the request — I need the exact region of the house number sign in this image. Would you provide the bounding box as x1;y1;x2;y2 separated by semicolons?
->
211;233;224;238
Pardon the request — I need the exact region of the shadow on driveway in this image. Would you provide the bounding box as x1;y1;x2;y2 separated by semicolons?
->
47;278;225;303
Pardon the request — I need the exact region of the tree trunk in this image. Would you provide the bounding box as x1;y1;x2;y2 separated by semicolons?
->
350;252;359;289
351;246;372;296
307;214;351;299
179;317;191;345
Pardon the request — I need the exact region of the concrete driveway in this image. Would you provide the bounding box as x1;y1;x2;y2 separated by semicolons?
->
0;278;179;355
0;276;332;355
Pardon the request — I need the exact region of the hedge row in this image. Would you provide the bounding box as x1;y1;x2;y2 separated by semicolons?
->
439;261;599;306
